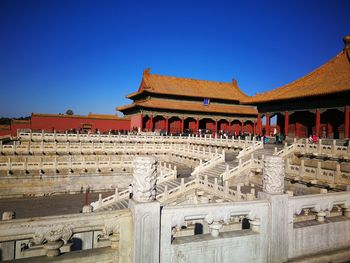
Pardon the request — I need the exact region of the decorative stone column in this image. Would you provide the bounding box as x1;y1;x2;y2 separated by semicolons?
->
131;156;157;202
129;156;160;263
258;156;288;263
262;156;285;194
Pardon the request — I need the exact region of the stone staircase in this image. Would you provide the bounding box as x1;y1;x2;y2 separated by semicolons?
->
251;144;284;159
97;177;192;211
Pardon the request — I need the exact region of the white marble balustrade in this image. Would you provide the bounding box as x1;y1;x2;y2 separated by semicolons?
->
0;209;132;262
274;139;350;159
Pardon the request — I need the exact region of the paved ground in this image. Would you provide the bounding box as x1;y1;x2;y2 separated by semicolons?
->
0;191;115;219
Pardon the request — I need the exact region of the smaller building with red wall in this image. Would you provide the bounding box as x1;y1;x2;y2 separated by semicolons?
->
7;113;130;136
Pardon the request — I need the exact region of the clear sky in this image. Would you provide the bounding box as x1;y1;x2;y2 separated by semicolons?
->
0;0;349;117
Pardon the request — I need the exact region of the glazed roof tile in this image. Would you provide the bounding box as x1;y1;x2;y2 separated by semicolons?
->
243;50;350;103
117;98;257;115
126;69;248;101
31;113;129;121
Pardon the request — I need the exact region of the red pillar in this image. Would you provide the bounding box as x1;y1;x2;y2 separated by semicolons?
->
257;115;262;135
181;116;184;133
345;106;349;139
165;115;169;133
316;109;320;136
265;113;270;136
241;121;244;133
196;117;199;133
150;115;153;132
229;121;232;134
295;123;300;138
284;111;289;137
215;119;218;134
140;113;143;131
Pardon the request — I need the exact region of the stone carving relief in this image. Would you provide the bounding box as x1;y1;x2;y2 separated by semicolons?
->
132;156;157;202
263;156;285;194
33;224;73;244
102;220;120;237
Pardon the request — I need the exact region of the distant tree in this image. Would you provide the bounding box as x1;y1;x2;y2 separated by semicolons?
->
66;109;74;115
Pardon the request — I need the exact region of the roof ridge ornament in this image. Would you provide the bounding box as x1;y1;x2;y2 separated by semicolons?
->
344;36;350;49
344;36;350;63
143;68;151;75
232;78;238;87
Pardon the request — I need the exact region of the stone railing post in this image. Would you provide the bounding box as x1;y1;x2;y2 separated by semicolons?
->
342;205;350;218
129;156;160;263
258;156;288;263
249;218;261;232
332;139;336;154
300;159;305;177
316;161;321;180
0;211;16;260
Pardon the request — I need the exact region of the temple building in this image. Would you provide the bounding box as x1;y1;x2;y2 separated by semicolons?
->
118;37;350;139
244;36;350;139
117;69;258;135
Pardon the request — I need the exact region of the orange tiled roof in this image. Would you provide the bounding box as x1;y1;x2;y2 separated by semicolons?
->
242;50;350;103
11;119;31;124
126;69;248;101
117;98;257;115
32;113;129;121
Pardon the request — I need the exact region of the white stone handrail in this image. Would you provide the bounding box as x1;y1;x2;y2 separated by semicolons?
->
0;157;134;173
0;209;132;261
16;131;254;148
190;151;225;176
1;141;226;161
288;191;350;222
236;140;263;159
222;157;263;181
274;139;350;158
285;158;350;185
90;162;177;210
274;143;296;157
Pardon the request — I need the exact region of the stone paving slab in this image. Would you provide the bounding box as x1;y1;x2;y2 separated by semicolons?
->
0;191;115;219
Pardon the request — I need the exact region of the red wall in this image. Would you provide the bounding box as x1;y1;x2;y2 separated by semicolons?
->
10;122;32;136
0;130;11;136
29;116;130;133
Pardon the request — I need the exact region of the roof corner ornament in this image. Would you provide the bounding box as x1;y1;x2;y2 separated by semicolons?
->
143;68;151;75
232;78;238;87
344;36;350;63
343;36;350;49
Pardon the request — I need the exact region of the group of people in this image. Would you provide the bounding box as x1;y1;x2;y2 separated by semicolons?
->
308;134;319;144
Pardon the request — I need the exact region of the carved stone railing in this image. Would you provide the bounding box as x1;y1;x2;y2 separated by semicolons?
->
236;139;263;159
287;191;350;259
1;141;221;161
274;139;350;159
16;131;255;148
90;162;177;210
222;155;263;182
156;175;249;203
285;158;350;185
190;150;225;176
0;209;132;262
0;156;134;175
160;200;269;262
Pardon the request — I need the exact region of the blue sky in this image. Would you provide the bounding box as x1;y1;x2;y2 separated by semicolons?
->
0;0;349;117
